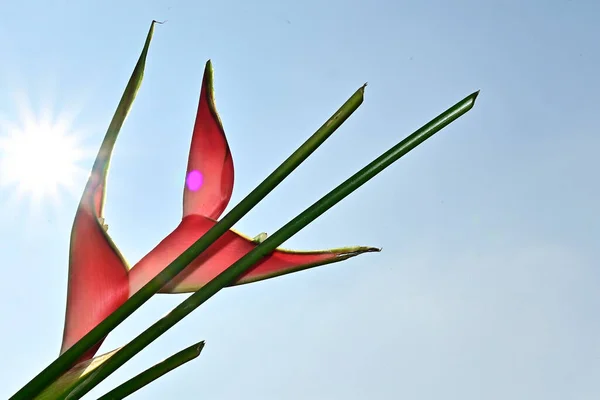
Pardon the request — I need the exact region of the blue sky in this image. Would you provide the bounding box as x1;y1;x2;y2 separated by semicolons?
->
0;0;599;398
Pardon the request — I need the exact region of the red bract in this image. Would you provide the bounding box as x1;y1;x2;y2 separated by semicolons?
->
61;152;130;361
61;61;378;362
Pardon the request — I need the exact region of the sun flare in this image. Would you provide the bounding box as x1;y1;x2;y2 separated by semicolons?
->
0;111;88;205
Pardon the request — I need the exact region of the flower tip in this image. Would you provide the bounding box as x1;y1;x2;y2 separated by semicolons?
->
345;245;381;257
252;232;268;243
203;60;215;88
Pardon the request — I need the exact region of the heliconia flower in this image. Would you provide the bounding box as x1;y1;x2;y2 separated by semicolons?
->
61;60;379;362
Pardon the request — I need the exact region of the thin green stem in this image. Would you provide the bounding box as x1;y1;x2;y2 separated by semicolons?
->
11;85;365;399
65;91;479;398
95;341;205;400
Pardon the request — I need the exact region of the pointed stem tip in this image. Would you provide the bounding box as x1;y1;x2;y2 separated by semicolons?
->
95;340;206;400
196;341;206;354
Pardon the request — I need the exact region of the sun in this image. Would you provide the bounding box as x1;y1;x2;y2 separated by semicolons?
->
0;110;89;206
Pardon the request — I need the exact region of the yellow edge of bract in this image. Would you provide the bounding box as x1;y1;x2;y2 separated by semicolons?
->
167;244;380;293
35;348;121;400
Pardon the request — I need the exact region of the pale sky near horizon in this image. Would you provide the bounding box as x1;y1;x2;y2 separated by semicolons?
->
0;0;599;399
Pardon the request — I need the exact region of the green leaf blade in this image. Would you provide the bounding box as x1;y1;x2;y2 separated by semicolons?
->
93;341;205;400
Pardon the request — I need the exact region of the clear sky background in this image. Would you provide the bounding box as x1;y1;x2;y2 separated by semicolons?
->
0;0;599;398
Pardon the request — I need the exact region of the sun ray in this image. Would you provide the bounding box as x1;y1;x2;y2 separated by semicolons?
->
0;95;92;212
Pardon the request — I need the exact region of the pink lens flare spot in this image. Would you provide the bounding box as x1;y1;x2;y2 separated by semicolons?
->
186;170;204;191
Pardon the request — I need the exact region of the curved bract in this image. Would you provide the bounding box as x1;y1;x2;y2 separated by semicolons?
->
59;21;156;361
128;214;377;294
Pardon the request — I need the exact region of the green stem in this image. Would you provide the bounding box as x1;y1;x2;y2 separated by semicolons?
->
95;341;205;400
64;91;479;398
11;85;365;399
